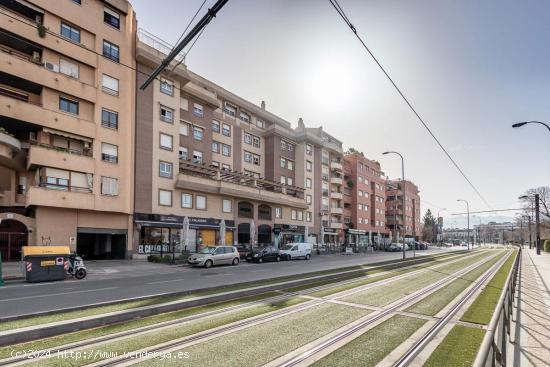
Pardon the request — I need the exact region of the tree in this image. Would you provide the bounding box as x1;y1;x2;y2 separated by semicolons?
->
422;209;436;241
521;186;550;218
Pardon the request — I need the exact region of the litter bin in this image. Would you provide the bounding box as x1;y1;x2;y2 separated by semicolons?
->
21;246;70;282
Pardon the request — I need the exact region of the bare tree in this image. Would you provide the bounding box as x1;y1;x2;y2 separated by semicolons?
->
521;186;550;219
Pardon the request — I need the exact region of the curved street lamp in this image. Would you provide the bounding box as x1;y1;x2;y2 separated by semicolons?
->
434;208;446;244
383;151;407;260
519;194;541;254
457;199;470;250
512;121;550;133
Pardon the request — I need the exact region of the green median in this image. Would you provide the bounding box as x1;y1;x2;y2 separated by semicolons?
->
424;325;485;367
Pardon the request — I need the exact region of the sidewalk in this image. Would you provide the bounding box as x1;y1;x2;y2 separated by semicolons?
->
510;248;550;366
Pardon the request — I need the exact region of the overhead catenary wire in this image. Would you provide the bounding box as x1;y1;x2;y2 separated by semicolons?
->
170;0;209;71
328;0;493;210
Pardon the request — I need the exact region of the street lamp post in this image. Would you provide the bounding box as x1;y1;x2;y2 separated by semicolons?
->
512;121;550;133
522;215;532;249
457;199;470;250
435;208;446;245
520;194;541;255
383;151;406;260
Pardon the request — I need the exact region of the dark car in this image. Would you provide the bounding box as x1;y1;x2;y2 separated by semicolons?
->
245;246;281;263
236;245;252;259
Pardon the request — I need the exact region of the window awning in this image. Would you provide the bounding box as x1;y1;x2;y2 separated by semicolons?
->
42;128;92;143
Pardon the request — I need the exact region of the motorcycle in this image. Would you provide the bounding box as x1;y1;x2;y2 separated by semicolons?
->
67;253;87;280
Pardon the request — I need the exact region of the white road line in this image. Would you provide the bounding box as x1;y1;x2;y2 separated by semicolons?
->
0;287;119;302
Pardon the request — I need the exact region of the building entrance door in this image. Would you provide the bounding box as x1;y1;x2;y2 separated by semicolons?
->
0;219;28;261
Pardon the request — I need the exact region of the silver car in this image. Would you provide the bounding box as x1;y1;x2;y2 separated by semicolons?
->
188;246;240;268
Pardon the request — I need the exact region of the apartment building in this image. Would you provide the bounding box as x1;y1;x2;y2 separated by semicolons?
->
134;30;313;257
385;179;422;242
342;151;389;248
0;0;136;260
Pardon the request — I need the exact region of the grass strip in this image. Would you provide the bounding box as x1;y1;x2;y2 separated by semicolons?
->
24;296;308;367
0;251;464;332
406;251;506;316
424;325;485;367
0;292;280;360
341;251;490;307
460;250;517;325
135;303;371;367
312;315;426;367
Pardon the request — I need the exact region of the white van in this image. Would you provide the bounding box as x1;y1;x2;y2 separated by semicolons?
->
280;243;312;260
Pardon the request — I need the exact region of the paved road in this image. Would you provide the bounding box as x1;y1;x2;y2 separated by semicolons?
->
0;248;458;318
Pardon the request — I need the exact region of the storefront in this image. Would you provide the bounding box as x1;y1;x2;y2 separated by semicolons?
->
273;224;305;248
346;229;369;251
134;214;235;255
322;228;339;247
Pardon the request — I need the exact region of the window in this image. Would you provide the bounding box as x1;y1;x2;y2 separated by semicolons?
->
160;133;173;150
287;160;294;171
256;120;264;129
196;195;206;210
306;211;312;222
280;157;286;168
306;161;312;172
222;123;231;137
297;211;303;221
359;190;363;197
193;126;203;141
160;78;173;96
222;144;231;157
245;170;260;178
180;123;189;136
358;204;363;210
101;177;118;196
291;210;297;220
244;133;252;145
224;102;236;116
275;207;282;218
181;193;193;208
287;177;293;186
104;7;120;29
244;151;252;163
179;146;188;160
102;40;119;62
258;205;272;220
306;178;312;189
101;143;118;163
239;111;250;123
222;163;231;170
159;161;172;178
252;136;260;148
101;108;118;129
192;150;203;163
59;59;79;78
238;202;254;218
306;194;312;204
222;199;232;213
212;141;220;153
212;120;220;133
72;0;81;4
193;103;204;117
159;189;172;206
102;74;119;95
211;161;220;168
280;176;286;184
61;22;80;43
59;97;78;115
306;144;313;156
252;154;260;166
358;218;363;224
160;106;173;123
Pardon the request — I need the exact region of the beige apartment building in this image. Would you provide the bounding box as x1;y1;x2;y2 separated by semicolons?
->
343;151;389;249
134;30;320;257
0;0;136;260
385;179;423;242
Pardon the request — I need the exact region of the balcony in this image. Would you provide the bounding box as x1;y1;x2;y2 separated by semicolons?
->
0;128;21;162
27;143;94;172
330;207;343;215
177;160;308;209
0;50;96;103
182;82;220;108
27;184;94;209
331;192;343;200
329;222;343;229
0;94;96;138
330;176;343;185
331;161;343;171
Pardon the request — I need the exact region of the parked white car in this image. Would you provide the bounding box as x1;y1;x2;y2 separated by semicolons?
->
279;243;312;260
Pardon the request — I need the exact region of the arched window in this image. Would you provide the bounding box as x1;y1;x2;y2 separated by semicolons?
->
238;201;254;218
258;204;272;220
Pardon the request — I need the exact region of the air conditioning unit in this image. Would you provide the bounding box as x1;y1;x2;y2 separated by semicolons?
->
44;62;59;72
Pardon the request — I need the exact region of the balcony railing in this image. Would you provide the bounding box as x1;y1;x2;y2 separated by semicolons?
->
179;159;305;199
101;153;118;163
137;28;185;63
30;141;92;157
38;182;92;193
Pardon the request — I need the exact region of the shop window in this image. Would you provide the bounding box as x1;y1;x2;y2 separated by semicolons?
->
238;201;253;218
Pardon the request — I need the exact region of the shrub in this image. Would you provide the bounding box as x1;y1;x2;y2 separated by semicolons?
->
147;255;160;263
179;250;190;260
162;255;173;263
544;239;550;253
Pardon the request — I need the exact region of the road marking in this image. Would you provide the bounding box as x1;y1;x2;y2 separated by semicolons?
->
147;279;187;285
0;287;119;302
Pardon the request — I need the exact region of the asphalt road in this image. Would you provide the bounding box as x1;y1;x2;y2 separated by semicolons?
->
0;248;458;318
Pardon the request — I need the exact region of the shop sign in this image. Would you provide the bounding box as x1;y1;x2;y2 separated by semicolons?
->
273;224;305;234
323;228;337;233
40;260;56;267
135;213;234;228
138;244;171;254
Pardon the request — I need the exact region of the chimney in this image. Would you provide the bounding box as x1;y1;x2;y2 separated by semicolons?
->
260;100;266;110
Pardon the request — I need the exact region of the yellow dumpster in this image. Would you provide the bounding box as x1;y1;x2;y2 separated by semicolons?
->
21;246;70;282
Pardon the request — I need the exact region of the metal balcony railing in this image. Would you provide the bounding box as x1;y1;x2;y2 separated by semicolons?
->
137;28;185;63
38;182;92;193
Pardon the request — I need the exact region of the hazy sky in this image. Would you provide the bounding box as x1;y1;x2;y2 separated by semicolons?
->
131;0;550;227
